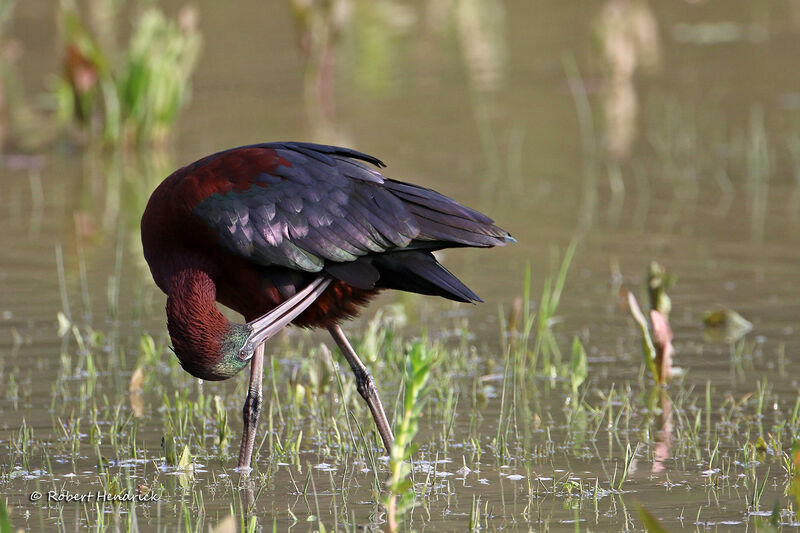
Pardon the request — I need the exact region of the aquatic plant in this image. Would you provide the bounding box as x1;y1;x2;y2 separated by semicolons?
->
385;340;434;532
531;241;576;374
0;497;12;533
4;251;800;530
55;1;201;146
628;262;677;384
569;336;587;395
791;440;800;509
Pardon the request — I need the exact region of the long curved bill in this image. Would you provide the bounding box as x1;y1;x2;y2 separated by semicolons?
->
238;277;332;360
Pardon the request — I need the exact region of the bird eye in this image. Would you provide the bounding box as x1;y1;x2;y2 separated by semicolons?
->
238;342;253;361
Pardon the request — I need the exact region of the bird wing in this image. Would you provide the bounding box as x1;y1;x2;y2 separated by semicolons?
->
191;142;510;275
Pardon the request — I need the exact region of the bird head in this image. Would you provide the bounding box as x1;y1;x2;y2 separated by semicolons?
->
169;320;253;382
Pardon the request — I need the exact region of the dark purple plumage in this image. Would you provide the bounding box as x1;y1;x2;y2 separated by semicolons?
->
186;142;511;304
141;141;513;469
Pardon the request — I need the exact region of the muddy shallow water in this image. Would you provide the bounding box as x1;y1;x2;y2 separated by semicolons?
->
1;1;800;531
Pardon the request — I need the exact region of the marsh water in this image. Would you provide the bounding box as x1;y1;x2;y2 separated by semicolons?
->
2;1;800;531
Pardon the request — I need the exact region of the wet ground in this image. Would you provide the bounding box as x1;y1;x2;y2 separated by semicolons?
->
1;1;800;531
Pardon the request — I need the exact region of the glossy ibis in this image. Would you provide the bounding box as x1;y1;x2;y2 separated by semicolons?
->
141;142;512;471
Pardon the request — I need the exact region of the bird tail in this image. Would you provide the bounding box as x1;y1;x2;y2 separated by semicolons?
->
372;250;482;303
384;179;511;248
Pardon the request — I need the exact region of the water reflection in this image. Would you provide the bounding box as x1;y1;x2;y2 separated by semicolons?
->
0;7;53;152
288;0;507;141
58;146;173;327
0;13;19;150
595;0;660;163
651;389;672;473
451;0;506;93
290;0;349;143
788;133;800;224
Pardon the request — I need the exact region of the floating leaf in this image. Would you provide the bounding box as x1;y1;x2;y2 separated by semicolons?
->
702;307;752;343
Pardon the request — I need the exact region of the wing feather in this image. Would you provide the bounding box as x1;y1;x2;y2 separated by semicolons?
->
191;142;510;275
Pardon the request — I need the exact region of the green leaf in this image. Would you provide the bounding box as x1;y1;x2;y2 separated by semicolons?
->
0;498;13;533
393;479;413;494
163;433;177;466
570;337;587;392
769;501;781;528
177;445;191;468
791;439;800;508
754;436;768;454
635;503;669;533
627;292;659;381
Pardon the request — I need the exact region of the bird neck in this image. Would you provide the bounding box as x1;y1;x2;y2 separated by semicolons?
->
166;268;252;381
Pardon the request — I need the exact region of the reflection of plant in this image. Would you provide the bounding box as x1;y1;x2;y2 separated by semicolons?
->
454;0;507;92
0;0;14;147
56;2;201;146
0;0;14;26
594;0;661;161
66;145;175;316
0;0;48;150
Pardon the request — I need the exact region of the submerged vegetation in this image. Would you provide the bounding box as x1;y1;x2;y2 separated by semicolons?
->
0;245;798;530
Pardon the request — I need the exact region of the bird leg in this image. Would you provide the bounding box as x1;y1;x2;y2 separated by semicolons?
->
328;324;394;453
238;343;264;472
236;277;332;472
